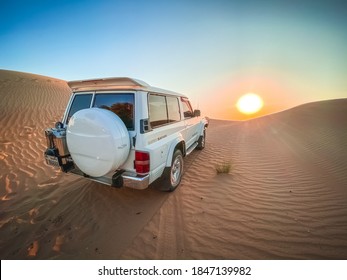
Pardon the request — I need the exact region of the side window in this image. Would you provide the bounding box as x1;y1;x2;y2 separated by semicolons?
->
67;94;93;123
181;98;194;118
148;94;168;127
167;96;181;123
148;94;181;128
93;93;134;130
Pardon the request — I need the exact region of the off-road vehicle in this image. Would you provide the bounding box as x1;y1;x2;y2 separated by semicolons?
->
44;77;208;191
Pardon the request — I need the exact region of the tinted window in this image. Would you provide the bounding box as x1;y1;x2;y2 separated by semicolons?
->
167;96;181;123
93;93;134;130
149;94;181;128
148;94;168;127
67;94;92;123
182;98;193;118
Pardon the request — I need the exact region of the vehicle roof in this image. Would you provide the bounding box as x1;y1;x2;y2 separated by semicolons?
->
68;77;187;97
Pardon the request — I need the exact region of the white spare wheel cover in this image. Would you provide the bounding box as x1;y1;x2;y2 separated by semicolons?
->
66;108;130;177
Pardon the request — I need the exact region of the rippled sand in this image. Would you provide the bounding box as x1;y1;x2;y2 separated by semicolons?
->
1;70;347;259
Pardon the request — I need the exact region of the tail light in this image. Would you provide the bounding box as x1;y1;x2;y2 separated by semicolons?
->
135;151;150;175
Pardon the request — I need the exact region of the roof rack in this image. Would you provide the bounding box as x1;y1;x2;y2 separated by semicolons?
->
67;76;186;97
68;77;150;91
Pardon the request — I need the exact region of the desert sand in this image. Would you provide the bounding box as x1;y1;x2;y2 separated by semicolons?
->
0;69;347;259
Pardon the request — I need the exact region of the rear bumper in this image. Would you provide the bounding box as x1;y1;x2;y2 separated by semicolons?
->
45;153;150;190
121;172;149;190
68;168;150;190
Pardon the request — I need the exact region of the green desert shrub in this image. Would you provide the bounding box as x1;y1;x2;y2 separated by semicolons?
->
215;161;232;174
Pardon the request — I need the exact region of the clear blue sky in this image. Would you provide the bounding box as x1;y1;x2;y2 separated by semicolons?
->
1;0;346;119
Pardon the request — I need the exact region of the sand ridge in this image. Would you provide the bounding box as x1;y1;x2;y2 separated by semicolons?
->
1;69;347;259
121;100;347;259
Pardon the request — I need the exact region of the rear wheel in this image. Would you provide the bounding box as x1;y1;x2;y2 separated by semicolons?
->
161;149;184;192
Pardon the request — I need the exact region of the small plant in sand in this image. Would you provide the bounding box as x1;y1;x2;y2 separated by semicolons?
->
215;161;232;174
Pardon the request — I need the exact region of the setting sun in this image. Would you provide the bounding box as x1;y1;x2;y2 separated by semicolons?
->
236;93;264;115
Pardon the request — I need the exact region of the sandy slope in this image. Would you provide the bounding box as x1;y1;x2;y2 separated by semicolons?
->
1;70;347;259
121;100;347;259
0;70;170;259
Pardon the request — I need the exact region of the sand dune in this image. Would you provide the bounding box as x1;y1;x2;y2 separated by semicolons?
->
1;70;347;259
0;70;169;259
121;100;347;259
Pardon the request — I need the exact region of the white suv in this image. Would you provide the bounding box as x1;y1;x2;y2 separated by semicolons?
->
44;77;208;191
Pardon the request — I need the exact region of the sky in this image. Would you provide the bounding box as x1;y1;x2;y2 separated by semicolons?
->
1;0;347;120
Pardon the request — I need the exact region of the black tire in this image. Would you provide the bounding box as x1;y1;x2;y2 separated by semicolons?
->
161;149;184;192
196;129;206;150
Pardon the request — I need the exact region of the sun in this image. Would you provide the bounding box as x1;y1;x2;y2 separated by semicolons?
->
236;93;264;115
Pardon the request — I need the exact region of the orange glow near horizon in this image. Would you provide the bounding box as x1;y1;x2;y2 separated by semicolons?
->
197;72;304;121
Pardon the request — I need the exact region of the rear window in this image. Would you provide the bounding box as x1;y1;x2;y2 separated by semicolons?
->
67;94;93;123
93;93;135;130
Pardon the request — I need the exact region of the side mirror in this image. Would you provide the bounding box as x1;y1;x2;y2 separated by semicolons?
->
194;110;201;117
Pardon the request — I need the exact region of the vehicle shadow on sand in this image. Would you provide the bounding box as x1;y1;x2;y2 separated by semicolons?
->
0;176;170;259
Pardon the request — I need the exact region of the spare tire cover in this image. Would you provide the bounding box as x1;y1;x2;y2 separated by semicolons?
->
66;108;130;177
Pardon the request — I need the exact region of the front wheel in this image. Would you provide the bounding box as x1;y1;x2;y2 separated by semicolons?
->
196;129;206;150
161;149;184;192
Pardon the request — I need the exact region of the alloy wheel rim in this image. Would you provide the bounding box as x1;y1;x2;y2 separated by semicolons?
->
171;155;183;186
